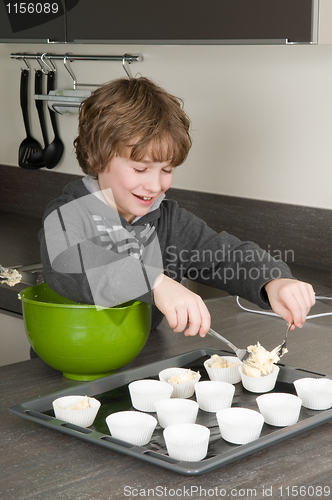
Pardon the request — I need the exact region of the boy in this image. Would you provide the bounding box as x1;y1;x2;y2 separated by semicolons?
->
40;77;315;337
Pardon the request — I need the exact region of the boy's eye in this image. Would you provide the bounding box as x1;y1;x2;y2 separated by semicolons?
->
133;168;147;173
163;168;173;174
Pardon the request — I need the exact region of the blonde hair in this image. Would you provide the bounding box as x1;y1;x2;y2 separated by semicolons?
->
74;77;192;176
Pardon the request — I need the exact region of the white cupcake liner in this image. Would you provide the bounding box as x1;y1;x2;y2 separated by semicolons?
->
155;398;199;428
194;380;235;412
163;423;210;461
294;378;332;410
52;395;101;428
159;367;200;398
204;356;242;384
256;392;302;426
240;364;280;393
128;379;173;412
106;411;157;446
216;407;264;445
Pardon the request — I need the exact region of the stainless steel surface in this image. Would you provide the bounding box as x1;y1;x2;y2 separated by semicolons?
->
207;327;249;361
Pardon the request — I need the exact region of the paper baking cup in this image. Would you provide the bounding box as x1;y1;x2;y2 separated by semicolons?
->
52;395;101;428
294;378;332;410
240;364;280;393
155;398;199;428
194;380;235;412
163;423;210;461
256;392;302;426
217;407;264;445
158;367;200;398
128;379;173;412
204;356;241;384
106;411;157;446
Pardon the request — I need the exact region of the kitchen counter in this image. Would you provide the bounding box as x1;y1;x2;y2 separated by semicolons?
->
2;295;332;500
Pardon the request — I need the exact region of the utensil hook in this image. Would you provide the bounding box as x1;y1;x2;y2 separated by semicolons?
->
122;54;132;79
63;54;77;89
20;56;30;72
38;53;57;74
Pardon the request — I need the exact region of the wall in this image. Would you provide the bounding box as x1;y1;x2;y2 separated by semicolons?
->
1;42;332;210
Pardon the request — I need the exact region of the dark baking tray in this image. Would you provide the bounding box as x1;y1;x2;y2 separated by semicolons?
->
8;348;332;475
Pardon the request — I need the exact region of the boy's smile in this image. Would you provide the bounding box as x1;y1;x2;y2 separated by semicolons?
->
98;154;174;222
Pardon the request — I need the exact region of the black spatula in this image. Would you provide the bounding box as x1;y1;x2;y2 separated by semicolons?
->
18;69;42;170
44;71;64;169
28;69;49;167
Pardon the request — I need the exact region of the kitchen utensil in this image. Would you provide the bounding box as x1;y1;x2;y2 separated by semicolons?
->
44;71;64;169
28;70;49;167
277;322;292;358
19;283;151;380
0;264;22;286
18;69;42;169
206;328;250;361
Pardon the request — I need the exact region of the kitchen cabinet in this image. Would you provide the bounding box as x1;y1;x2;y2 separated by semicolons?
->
0;310;30;366
0;0;321;45
66;0;317;44
0;0;66;42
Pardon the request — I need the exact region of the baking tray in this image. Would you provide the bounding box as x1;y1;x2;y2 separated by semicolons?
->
8;348;332;475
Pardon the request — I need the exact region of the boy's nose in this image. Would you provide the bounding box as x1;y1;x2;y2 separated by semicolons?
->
143;173;162;193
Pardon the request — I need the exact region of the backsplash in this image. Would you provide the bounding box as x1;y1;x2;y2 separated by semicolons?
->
1;164;330;271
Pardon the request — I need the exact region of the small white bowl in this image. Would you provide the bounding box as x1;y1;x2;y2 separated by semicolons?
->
155;398;199;428
294;378;332;410
158;367;200;398
128;379;173;412
106;411;157;446
217;407;264;444
240;364;280;393
52;395;101;428
204;356;241;384
256;392;302;426
194;380;235;412
163;423;210;461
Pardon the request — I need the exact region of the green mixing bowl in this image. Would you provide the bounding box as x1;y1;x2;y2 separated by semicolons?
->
19;284;151;381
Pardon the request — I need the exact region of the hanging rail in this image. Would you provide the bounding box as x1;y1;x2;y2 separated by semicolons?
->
10;52;143;79
10;52;143;63
10;52;143;112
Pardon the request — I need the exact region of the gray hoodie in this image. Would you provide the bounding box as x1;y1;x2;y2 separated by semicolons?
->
39;177;293;330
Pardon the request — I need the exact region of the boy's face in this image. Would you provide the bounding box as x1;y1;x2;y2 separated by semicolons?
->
98;153;174;222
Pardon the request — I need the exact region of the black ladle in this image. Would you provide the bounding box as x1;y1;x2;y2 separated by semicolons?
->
18;69;43;169
28;70;49;167
44;71;64;169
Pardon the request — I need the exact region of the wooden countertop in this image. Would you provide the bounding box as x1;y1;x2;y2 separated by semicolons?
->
2;295;332;499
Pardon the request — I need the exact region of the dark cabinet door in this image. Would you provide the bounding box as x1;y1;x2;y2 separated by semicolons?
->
0;0;66;42
66;0;315;44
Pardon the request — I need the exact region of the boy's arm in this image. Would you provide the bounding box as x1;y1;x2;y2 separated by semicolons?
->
157;202;315;336
153;274;211;337
153;274;315;337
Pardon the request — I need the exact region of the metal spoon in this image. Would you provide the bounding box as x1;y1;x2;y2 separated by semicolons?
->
277;322;292;358
206;328;250;362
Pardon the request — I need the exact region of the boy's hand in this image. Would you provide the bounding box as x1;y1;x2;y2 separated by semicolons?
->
264;278;315;330
153;274;211;337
